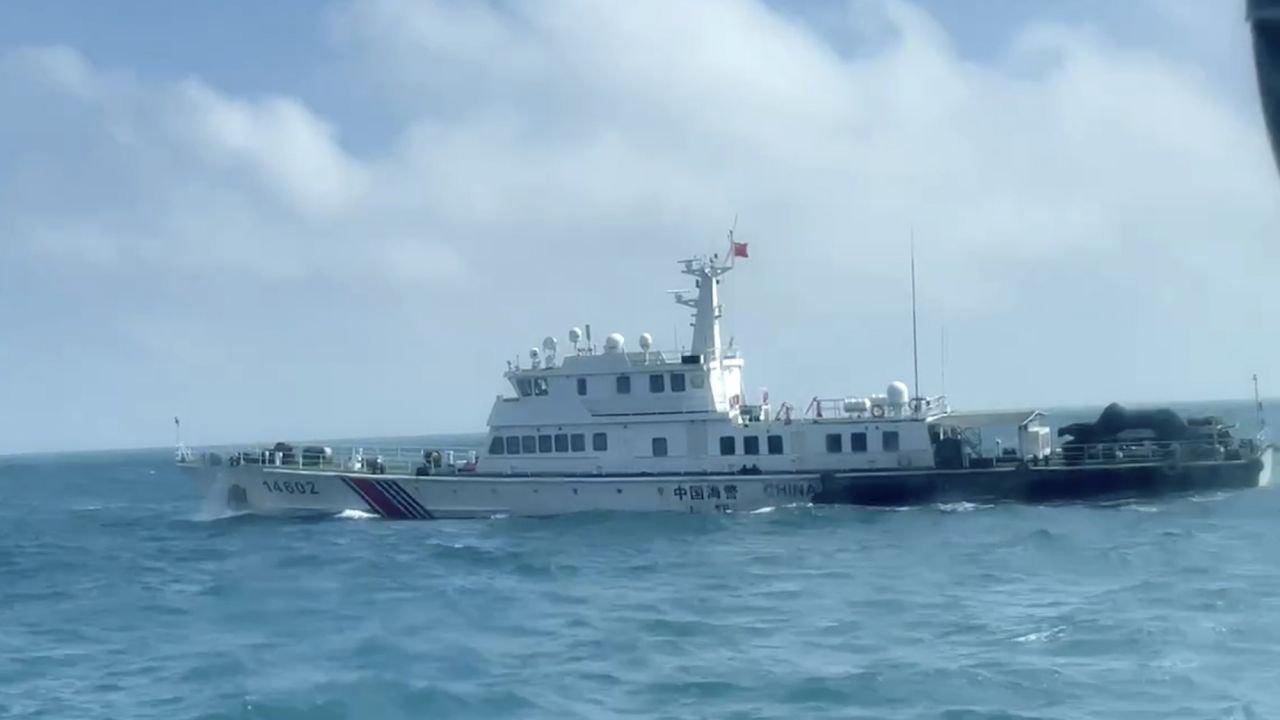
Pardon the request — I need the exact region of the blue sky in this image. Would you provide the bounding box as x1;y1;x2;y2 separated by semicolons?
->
1;0;1277;454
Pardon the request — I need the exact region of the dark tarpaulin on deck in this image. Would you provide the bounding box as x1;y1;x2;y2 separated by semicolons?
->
1252;0;1280;174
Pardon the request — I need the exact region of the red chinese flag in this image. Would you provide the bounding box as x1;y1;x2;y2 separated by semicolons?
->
732;241;749;258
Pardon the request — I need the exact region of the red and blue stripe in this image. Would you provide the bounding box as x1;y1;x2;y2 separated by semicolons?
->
341;476;435;519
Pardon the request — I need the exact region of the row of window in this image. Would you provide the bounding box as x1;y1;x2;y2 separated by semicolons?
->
718;434;785;456
516;377;549;397
611;372;700;395
826;431;899;453
489;433;787;458
492;431;901;458
518;372;706;398
489;432;609;455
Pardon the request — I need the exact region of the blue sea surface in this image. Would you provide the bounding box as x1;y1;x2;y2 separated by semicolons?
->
3;403;1280;719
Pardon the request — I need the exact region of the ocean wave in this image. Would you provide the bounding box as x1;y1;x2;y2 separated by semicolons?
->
11;448;1280;719
934;501;994;513
1011;625;1068;644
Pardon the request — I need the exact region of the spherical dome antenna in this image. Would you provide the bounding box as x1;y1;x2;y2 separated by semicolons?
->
638;332;653;351
568;327;582;345
886;381;909;406
604;333;625;352
529;347;541;360
542;336;558;353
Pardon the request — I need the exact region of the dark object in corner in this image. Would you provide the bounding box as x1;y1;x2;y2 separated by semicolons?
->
1250;0;1280;175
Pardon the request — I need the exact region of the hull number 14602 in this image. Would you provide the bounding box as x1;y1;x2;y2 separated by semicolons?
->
262;480;319;495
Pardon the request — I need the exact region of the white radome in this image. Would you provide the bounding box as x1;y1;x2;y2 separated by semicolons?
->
887;381;910;406
568;327;582;344
639;333;653;351
605;333;625;352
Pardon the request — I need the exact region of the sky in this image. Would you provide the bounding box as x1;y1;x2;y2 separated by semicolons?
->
0;0;1277;455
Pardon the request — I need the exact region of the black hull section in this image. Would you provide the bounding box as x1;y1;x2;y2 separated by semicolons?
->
815;456;1269;507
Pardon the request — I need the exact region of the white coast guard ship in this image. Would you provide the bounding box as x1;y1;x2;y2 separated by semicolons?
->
177;238;1272;518
178;238;960;518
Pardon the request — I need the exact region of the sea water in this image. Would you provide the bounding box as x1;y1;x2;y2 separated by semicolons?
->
3;402;1280;719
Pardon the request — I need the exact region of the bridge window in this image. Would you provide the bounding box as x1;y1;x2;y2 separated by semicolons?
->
521;435;537;454
554;433;569;452
670;373;686;392
850;432;868;453
826;433;843;453
616;375;631;394
517;378;533;397
720;436;736;455
505;436;521;455
767;434;784;455
882;431;900;452
489;436;505;455
652;437;668;457
743;436;760;456
577;378;587;396
649;374;665;393
571;433;586;452
538;434;553;453
533;378;549;396
593;432;608;451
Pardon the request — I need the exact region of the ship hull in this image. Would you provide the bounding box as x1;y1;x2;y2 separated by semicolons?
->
816;445;1273;507
182;445;1272;518
181;464;822;519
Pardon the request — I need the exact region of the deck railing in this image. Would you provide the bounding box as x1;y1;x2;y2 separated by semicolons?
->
1042;435;1261;467
805;395;951;421
178;442;479;476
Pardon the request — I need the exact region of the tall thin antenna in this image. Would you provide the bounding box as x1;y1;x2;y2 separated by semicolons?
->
1254;373;1265;433
910;231;920;402
940;326;947;397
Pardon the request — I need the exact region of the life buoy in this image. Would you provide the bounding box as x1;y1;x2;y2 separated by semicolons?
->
870;404;886;418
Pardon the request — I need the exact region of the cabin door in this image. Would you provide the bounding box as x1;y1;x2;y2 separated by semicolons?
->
687;422;708;459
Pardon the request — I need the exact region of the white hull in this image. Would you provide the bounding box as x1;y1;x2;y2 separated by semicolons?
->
183;465;820;519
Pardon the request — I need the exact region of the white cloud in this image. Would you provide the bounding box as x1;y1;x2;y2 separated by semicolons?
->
170;80;370;220
0;0;1277;452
